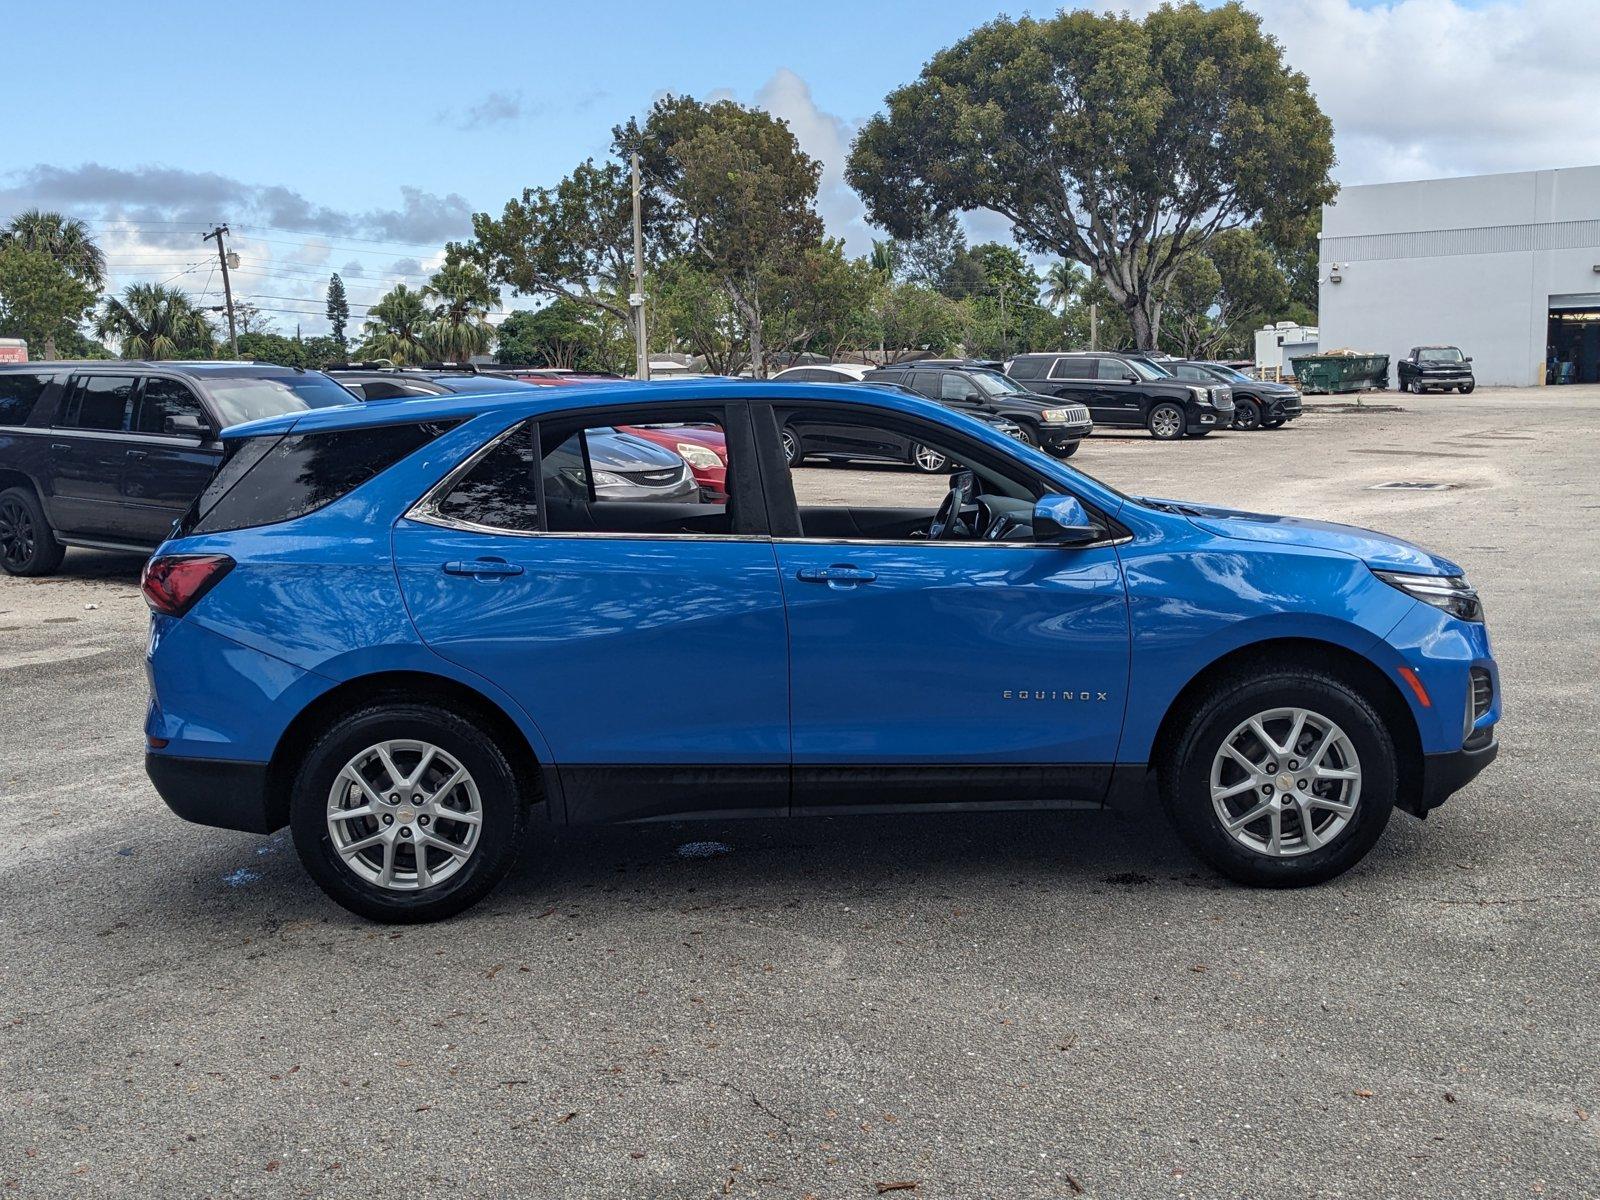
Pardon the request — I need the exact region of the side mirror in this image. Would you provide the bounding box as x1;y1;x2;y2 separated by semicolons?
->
165;412;212;438
949;468;976;504
1033;494;1099;545
1464;356;1473;363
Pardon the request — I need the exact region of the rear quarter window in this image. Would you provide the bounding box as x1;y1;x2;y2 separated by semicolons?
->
1008;357;1045;380
0;372;53;425
185;421;457;535
1048;358;1094;380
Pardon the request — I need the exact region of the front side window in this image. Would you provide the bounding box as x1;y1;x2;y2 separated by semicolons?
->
64;376;137;431
133;377;207;435
939;373;976;401
1095;358;1130;381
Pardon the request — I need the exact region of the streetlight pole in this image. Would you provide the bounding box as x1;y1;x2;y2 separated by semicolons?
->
629;153;649;381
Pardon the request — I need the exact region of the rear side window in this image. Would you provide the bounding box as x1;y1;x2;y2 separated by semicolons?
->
64;376;137;430
1008;357;1045;380
186;421;455;535
0;372;52;425
1048;358;1094;380
432;423;540;532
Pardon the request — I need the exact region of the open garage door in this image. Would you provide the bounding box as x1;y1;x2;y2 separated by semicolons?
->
1548;294;1600;384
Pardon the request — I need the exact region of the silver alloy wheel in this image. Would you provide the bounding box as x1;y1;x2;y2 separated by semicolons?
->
1150;406;1183;438
1208;707;1361;858
780;428;800;463
326;739;483;891
912;443;948;472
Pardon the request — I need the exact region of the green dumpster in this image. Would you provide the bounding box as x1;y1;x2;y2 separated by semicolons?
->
1289;353;1390;394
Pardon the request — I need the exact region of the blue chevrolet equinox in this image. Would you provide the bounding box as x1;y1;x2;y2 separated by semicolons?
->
141;382;1500;921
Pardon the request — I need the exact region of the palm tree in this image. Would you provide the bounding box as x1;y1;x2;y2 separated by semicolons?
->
95;283;217;358
356;284;432;365
1043;261;1080;312
869;239;899;278
421;262;499;363
2;210;107;287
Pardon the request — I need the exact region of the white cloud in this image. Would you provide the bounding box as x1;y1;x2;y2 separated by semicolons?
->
754;68;873;254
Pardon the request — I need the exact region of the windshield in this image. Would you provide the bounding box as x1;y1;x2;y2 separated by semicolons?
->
1128;358;1171;381
971;369;1031;396
1419;348;1464;363
204;373;359;426
1207;364;1253;384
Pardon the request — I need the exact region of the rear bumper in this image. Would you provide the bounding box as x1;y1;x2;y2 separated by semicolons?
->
1405;737;1499;818
146;752;277;833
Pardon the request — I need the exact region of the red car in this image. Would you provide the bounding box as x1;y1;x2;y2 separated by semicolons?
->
615;423;728;500
488;368;620;387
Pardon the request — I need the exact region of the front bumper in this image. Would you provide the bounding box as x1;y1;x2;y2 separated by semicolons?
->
1188;406;1230;431
147;752;277;833
1405;736;1499;818
1414;374;1473;389
1040;419;1093;448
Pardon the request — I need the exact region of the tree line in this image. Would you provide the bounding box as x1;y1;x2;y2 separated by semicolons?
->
0;2;1331;373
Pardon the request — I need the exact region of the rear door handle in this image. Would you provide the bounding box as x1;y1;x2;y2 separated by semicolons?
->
126;449;149;460
795;564;877;586
442;557;524;578
50;443;69;452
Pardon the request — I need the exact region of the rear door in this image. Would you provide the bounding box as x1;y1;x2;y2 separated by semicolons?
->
118;375;221;544
45;373;140;539
393;401;792;824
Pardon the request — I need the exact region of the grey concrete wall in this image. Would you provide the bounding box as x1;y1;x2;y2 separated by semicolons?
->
1319;166;1600;387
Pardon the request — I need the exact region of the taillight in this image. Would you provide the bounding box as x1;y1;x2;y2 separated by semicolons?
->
141;554;234;617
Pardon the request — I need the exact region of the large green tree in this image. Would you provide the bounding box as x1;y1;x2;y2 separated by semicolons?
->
355;284;431;365
423;261;500;363
872;281;963;363
496;302;627;373
846;2;1337;349
618;96;824;376
96;283;217;359
0;246;101;359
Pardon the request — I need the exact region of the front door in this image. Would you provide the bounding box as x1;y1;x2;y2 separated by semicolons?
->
764;402;1130;812
393;404;791;824
116;376;219;544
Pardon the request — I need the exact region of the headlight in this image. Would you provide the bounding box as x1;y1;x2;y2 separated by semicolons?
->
676;443;723;469
1373;570;1484;622
1040;408;1074;422
1188;385;1209;401
590;470;629;489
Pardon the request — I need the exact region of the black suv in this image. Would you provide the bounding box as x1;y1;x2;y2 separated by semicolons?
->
861;360;1093;457
1007;352;1232;440
1162;360;1302;431
1397;346;1475;394
0;361;354;575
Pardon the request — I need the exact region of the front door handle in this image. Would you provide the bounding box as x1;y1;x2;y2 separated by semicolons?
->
126;449;149;460
442;557;524;578
50;443;69;452
795;564;877;587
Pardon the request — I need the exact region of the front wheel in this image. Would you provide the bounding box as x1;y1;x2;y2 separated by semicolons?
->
1460;381;1475;394
1147;403;1185;440
1159;668;1396;887
1232;399;1262;431
1055;440;1080;458
910;442;949;473
290;702;530;922
0;486;65;577
1261;415;1285;429
780;426;803;467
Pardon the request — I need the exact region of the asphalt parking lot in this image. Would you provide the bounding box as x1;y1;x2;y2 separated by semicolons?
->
2;388;1598;1198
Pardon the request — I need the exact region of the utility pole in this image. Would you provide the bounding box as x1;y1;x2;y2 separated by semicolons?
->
203;224;239;357
997;282;1008;362
629;153;649;381
1089;303;1099;351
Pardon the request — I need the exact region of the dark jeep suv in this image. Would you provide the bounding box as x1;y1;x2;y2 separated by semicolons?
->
1398;347;1475;394
862;361;1093;457
0;361;354;575
1007;351;1233;440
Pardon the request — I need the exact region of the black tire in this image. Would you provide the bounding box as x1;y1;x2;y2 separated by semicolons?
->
1158;667;1396;887
0;486;65;577
1261;415;1285;429
1014;424;1039;447
1055;440;1080;458
1184;428;1211;438
1232;399;1262;431
1460;381;1475;394
1147;402;1185;440
780;425;804;467
909;442;949;473
289;702;531;923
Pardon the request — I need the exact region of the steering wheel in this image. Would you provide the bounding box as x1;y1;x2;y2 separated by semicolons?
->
927;486;966;540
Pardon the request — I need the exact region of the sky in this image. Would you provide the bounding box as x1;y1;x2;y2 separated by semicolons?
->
3;0;1594;336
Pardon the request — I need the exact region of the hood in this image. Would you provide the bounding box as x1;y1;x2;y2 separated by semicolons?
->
1143;499;1463;575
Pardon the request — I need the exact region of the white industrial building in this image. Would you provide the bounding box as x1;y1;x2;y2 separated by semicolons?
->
1318;165;1600;387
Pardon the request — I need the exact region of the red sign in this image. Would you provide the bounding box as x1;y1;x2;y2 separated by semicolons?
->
0;340;28;363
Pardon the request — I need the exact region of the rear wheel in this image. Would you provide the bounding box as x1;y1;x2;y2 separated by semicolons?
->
780;426;803;467
1159;668;1396;887
1232;399;1262;431
1147;403;1185;441
0;486;65;577
290;703;530;922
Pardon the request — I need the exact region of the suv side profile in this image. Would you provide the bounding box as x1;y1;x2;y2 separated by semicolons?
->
142;381;1499;922
0;362;354;575
1008;352;1232;439
1165;361;1303;431
862;361;1093;457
